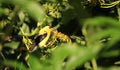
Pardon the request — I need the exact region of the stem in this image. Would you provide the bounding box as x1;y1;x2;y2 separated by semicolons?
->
0;52;6;60
91;58;97;70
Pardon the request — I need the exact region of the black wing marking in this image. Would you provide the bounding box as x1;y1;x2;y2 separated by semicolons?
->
29;32;47;51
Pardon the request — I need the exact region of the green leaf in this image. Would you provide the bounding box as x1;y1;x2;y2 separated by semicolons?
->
0;7;4;14
18;11;25;22
4;60;27;70
0;0;46;22
98;66;120;70
100;50;120;57
50;44;101;70
115;61;120;65
117;7;120;21
82;17;120;47
28;55;42;70
12;0;46;22
19;23;30;36
3;41;20;49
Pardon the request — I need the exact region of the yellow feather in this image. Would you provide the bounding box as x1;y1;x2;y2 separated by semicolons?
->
38;26;52;47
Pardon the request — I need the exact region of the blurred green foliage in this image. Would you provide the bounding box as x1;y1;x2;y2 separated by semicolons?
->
0;0;120;70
